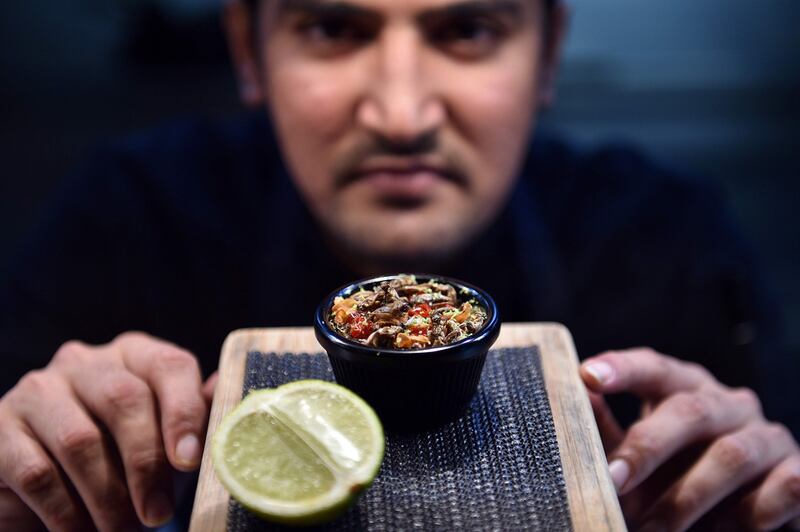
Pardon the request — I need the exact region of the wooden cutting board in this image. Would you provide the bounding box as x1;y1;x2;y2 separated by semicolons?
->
189;322;625;531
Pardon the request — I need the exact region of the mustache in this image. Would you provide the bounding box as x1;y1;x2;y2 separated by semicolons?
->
332;132;469;188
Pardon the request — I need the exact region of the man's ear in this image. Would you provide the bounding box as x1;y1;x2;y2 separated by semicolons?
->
538;1;569;108
223;0;265;107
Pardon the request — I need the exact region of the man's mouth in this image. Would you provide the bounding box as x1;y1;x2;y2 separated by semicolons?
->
358;168;443;200
343;157;465;201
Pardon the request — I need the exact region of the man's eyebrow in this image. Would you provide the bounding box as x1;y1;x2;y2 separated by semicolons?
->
276;0;376;19
419;0;525;21
276;0;525;19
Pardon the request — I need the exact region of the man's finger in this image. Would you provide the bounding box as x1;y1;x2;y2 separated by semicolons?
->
739;453;800;530
13;372;141;530
67;365;173;527
587;392;624;453
581;348;711;399
117;332;208;471
0;418;90;531
637;422;795;531
606;387;759;494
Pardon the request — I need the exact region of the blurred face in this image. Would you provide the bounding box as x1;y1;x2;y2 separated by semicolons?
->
227;0;564;271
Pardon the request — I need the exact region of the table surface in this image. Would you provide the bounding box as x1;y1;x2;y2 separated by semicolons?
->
189;323;626;531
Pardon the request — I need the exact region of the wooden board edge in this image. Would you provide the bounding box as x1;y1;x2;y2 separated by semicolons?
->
538;323;626;531
189;330;250;532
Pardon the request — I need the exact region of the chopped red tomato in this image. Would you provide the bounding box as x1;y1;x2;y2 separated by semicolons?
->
348;313;374;339
409;324;430;336
408;304;431;318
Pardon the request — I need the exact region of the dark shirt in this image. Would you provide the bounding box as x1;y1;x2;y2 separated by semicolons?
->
0;113;793;434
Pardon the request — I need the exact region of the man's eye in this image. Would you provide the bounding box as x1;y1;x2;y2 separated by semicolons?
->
430;18;507;60
296;17;372;55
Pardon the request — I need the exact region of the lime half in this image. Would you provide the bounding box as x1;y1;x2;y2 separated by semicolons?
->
212;380;384;526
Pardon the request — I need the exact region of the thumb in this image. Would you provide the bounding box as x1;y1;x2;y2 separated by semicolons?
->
202;372;219;405
587;391;624;454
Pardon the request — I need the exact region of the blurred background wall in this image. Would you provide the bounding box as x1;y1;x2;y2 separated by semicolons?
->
1;0;798;354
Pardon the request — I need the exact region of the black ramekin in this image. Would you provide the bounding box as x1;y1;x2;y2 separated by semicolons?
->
314;274;500;430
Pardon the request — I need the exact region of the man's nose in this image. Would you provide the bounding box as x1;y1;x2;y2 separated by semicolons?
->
356;26;445;142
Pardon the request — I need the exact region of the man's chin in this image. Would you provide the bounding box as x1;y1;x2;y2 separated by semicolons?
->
325;222;470;276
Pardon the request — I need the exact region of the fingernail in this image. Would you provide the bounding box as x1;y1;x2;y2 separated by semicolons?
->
176;434;201;467
584;361;614;385
145;490;173;526
608;458;630;493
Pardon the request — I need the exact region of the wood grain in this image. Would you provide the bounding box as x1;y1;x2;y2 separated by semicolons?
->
188;323;625;532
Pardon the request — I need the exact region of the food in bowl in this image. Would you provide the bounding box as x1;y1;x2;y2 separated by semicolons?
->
314;274;501;428
327;274;488;349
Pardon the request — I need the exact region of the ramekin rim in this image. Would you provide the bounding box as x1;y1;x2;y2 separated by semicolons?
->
314;273;500;357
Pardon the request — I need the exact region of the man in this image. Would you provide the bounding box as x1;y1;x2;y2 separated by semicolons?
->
0;0;797;529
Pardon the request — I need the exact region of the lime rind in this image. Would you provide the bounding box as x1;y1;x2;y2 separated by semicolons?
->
212;380;384;526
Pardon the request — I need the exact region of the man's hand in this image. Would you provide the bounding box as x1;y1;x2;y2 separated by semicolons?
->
0;332;212;530
582;348;800;531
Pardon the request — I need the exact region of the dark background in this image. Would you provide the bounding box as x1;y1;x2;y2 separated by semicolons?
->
1;0;799;359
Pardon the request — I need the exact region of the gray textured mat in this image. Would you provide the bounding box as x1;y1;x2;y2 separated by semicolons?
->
227;347;572;531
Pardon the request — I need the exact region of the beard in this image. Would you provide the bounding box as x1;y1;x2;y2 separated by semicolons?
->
317;201;486;277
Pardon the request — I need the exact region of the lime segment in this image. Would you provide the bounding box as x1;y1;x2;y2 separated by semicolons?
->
222;409;337;501
212;381;384;525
